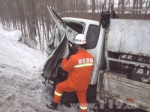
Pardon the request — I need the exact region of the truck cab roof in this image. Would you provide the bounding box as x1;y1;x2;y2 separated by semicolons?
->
62;17;99;26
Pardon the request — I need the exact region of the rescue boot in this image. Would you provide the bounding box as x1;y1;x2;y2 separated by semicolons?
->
46;102;58;110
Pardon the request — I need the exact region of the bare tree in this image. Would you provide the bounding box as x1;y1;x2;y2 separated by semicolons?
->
92;0;95;20
0;0;150;51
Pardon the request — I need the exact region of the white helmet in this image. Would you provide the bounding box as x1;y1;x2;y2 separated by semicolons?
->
74;34;86;44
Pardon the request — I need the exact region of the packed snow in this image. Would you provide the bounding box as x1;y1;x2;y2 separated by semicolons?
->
0;24;79;112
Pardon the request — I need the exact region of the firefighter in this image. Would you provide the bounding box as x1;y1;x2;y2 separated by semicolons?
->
47;34;94;112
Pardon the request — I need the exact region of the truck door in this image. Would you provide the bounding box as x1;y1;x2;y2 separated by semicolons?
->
42;6;68;79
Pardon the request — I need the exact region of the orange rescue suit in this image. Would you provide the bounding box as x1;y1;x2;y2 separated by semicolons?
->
53;49;94;112
62;49;94;91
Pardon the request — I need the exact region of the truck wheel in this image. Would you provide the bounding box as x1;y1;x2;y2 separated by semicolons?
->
55;63;68;80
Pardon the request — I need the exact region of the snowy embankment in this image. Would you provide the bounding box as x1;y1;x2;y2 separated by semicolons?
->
0;24;53;112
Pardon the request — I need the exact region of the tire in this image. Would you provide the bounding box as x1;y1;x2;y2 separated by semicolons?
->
55;63;68;80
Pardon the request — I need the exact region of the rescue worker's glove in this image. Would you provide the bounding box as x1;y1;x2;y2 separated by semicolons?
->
63;43;69;58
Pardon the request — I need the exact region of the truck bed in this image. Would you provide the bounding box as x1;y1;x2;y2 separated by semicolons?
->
103;72;150;111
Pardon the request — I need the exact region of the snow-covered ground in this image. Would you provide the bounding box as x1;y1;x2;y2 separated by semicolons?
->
0;23;79;112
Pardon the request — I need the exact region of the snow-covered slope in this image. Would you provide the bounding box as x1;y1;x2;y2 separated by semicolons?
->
0;23;51;112
0;24;79;112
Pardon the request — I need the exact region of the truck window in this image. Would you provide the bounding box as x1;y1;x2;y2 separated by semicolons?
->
65;22;83;33
85;25;100;49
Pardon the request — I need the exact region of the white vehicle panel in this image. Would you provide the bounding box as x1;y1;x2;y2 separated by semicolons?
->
107;19;150;57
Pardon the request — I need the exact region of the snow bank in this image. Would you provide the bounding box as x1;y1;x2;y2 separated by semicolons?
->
0;23;51;112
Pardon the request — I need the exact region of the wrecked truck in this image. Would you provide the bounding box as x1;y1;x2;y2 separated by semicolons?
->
42;7;150;112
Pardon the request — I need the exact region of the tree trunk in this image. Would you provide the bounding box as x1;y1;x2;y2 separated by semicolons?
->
92;0;95;20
